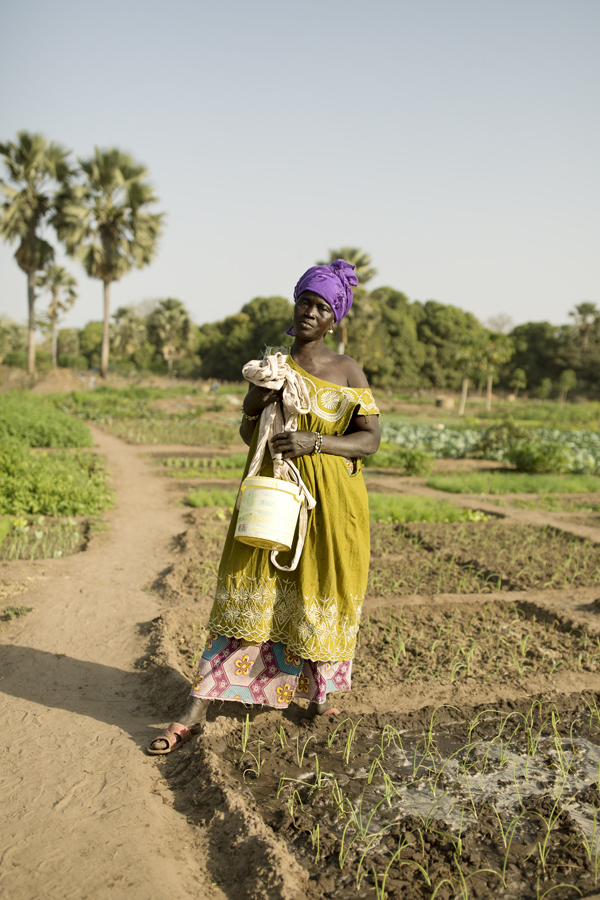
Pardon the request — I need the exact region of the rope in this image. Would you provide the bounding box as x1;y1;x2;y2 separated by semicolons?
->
241;351;317;572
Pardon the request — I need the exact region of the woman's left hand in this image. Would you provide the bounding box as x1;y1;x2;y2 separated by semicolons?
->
270;430;317;460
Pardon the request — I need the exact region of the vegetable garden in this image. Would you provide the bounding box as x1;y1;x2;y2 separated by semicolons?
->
4;385;600;898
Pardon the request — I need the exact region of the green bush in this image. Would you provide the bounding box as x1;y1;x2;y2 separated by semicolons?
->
506;440;575;474
0;439;113;516
473;418;530;460
3;350;52;373
365;443;433;475
3;350;27;368
58;354;88;370
0;394;92;448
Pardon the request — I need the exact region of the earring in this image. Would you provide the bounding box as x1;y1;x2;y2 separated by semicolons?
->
328;328;334;334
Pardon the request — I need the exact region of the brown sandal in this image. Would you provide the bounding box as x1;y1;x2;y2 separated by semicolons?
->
147;721;201;755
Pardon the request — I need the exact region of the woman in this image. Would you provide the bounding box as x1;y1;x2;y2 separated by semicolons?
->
148;259;380;754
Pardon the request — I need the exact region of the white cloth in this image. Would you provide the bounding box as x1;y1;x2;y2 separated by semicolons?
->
240;352;317;572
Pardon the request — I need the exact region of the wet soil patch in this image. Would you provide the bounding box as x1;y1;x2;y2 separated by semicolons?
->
202;694;600;900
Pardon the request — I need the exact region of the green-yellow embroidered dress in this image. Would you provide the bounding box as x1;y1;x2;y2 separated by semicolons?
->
189;352;379;708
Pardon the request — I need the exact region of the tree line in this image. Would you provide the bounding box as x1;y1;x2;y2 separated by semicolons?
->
0;131;162;377
1;133;597;402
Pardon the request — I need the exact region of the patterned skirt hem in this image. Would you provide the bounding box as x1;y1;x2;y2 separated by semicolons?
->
189;633;352;709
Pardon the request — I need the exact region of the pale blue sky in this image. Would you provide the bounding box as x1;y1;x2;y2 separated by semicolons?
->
1;0;598;333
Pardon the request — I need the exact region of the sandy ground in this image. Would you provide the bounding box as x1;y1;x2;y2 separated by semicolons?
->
0;426;227;900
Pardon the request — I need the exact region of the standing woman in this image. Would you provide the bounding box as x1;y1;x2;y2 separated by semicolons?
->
148;260;380;753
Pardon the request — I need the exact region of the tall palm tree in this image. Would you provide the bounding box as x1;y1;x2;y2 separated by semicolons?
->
147;298;191;374
315;248;376;355
0;131;71;374
36;264;78;368
54;147;164;377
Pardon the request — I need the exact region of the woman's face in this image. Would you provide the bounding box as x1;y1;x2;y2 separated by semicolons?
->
293;291;335;341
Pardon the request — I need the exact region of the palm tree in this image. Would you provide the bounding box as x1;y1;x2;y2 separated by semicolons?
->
36;264;78;368
147;299;191;374
54;147;164;377
317;247;377;286
0;131;71;374
569;302;598;350
484;332;514;412
315;248;376;355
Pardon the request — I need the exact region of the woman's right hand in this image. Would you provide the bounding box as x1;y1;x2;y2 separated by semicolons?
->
242;385;281;418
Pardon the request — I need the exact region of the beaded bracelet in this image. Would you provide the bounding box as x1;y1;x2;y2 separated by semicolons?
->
312;431;323;454
242;408;261;421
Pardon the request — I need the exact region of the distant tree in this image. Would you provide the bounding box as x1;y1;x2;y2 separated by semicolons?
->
0;315;28;361
54;147;164;377
147;298;191;374
111;306;147;359
79;321;104;367
509;321;562;390
316;248;377;355
317;247;377;286
36;264;77;368
197;296;293;380
454;335;487;415
537;377;553;399
483;333;514;412
509;367;527;398
414;301;487;391
557;368;577;403
486;313;514;334
569;302;598;350
0;131;71;373
57;328;80;357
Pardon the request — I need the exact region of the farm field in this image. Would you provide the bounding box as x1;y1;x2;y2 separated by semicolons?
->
3;387;600;900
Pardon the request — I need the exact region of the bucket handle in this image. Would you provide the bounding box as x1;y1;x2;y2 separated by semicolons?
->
270;500;308;572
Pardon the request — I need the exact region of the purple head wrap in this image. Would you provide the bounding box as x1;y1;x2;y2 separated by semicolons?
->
286;259;359;336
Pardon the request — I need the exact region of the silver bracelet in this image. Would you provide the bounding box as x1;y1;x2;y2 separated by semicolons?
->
312;432;323;454
242;408;260;421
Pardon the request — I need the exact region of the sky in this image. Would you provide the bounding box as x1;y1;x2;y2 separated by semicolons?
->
0;0;598;334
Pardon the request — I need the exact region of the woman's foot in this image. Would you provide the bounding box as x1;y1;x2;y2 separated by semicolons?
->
147;697;209;754
301;701;340;726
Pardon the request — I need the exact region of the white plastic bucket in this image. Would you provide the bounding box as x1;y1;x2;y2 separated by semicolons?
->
235;476;302;551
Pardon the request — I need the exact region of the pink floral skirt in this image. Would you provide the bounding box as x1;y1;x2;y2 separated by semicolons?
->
189;632;352;708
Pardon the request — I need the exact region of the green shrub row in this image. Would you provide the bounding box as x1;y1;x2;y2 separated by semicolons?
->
0;393;92;448
0;439;113;516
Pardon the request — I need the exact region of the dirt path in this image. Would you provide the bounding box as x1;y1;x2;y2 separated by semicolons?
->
0;426;225;900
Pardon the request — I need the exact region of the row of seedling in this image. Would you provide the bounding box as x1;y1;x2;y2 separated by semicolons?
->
163;452;247;470
355;602;600;684
231;698;600;899
404;522;600;590
0;515;86;560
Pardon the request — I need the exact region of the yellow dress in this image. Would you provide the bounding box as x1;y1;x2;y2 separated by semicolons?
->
206;352;380;664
